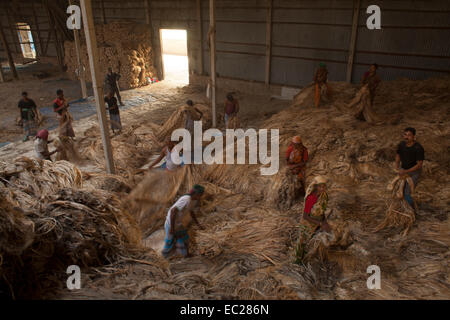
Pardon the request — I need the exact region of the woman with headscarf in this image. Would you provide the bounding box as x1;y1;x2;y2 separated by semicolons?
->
295;176;332;263
162;184;206;258
286;136;309;192
34;129;59;161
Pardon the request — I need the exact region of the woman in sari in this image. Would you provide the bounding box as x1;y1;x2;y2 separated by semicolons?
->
286;136;309;192
295;175;331;263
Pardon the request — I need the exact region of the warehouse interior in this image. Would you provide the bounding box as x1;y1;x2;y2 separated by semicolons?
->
0;0;449;300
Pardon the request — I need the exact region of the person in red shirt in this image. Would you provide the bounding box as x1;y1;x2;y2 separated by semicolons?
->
295;175;331;263
286;136;309;193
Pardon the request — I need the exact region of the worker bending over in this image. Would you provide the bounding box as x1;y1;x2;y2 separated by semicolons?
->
34;129;59;161
148;137;183;171
295;176;331;263
162;185;205;258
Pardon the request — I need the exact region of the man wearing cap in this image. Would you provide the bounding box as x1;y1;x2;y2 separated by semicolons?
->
162;184;205;258
34;129;59;161
313;63;331;108
286;136;309;193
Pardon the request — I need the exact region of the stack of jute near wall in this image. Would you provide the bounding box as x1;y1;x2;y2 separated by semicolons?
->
64;22;157;89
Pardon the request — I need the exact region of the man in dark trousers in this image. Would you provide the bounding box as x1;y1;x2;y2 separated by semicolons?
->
395;127;425;209
18;91;38;141
104;67;124;106
104;91;122;134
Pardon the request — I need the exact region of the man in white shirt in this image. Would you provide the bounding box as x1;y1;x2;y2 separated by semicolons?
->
162;184;205;258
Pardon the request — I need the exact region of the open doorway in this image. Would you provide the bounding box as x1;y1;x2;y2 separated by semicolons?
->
160;29;189;84
16;23;36;59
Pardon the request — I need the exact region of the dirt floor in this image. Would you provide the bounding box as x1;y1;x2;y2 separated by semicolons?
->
0;65;449;300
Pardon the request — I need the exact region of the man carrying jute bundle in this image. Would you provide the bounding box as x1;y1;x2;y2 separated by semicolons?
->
104;67;124;106
286;135;309;195
313;63;331;108
361;63;381;108
395;127;424;210
162;184;205;258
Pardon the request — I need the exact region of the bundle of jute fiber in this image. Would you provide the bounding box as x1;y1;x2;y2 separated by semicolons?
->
156;103;212;142
375;175;416;236
54;136;83;163
64;22;157;90
349;85;382;124
124;165;198;237
0;158;142;298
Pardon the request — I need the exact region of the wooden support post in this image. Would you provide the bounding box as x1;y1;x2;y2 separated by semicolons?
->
346;0;361;83
101;0;106;24
5;7;20;54
0;19;18;79
209;0;216;128
0;60;4;82
80;0;115;174
196;0;204;75
44;0;64;71
145;0;151;24
70;0;87;99
264;0;273;85
32;1;44;56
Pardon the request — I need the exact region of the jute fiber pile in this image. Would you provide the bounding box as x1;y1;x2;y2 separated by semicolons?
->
0;157;141;299
64;22;157;89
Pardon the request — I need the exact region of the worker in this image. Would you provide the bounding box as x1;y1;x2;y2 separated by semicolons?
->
53;89;75;138
104;67;123;106
313;62;331;108
104;91;122;134
184;100;203;161
295;175;331;263
18;91;38;142
286;136;309;193
224;93;240;129
395;127;424;209
162;184;205;258
34;129;59;161
148;137;183;171
361;63;381;107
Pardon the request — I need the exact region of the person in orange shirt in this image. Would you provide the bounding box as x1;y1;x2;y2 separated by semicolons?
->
313;62;331;107
286;136;309;193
